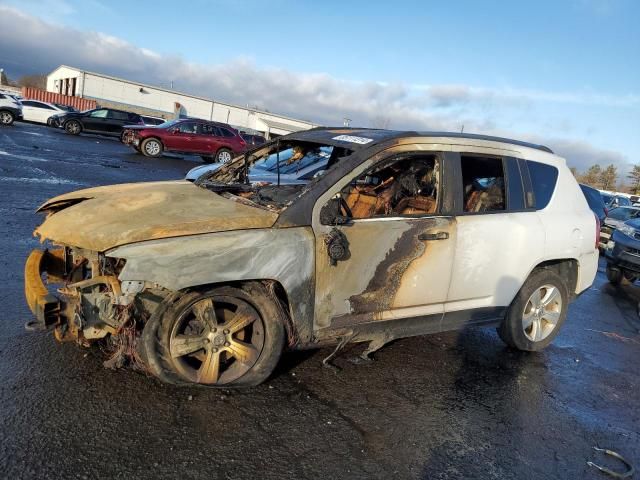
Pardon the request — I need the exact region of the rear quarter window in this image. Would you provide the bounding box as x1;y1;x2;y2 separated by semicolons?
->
527;161;559;209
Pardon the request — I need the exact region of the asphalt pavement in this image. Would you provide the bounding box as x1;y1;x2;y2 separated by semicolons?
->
0;122;638;479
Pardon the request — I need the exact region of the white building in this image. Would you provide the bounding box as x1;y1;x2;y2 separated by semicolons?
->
46;65;319;137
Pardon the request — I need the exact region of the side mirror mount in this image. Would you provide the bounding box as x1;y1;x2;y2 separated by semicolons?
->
320;197;351;226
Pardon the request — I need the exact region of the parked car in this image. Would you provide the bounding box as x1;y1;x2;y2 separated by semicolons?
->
599;206;640;250
141;115;166;126
0;92;23;125
20;100;69;124
604;217;640;284
121;119;246;162
580;183;607;225
49;107;143;137
240;132;266;147
601;192;631;209
185;144;331;183
24;129;598;387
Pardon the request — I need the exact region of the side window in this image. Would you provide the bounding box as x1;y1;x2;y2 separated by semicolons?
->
177;122;199;134
201;124;219;136
220;128;235;138
527;160;558;209
89;109;108;118
341;154;439;219
461;155;505;212
22;100;36;107
108;110;130;121
40;103;55;110
0;94;5;99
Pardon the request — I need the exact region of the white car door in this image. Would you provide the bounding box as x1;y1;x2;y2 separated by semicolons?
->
444;152;545;327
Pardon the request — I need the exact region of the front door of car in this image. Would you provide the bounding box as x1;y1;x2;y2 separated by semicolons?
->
165;121;200;152
82;109;109;131
312;147;457;331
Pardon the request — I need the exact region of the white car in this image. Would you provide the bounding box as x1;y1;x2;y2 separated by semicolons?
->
0;92;22;125
20;100;69;124
25;129;599;387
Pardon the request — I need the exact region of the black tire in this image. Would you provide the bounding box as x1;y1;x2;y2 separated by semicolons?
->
140;138;163;158
215;148;233;163
141;282;285;387
606;264;623;285
498;268;569;351
64;119;82;135
0;110;15;126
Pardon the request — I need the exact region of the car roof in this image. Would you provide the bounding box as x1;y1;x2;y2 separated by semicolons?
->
284;127;554;153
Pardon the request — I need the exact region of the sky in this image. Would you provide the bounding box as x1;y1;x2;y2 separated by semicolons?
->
0;0;638;175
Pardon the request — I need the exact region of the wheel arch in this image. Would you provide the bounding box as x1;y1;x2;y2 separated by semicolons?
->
526;258;579;301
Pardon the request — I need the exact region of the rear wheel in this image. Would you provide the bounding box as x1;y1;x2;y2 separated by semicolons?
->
498;268;568;351
142;283;285;387
0;110;15;126
215;148;233;163
64;120;82;135
141;138;163;157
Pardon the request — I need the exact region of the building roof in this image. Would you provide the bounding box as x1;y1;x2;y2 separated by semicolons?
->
48;65;318;128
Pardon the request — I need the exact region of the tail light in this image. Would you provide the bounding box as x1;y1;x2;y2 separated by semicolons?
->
594;213;600;249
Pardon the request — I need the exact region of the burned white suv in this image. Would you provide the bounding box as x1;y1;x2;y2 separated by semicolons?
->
25;128;599;386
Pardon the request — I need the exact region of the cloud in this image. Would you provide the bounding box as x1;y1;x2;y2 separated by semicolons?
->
0;6;632;175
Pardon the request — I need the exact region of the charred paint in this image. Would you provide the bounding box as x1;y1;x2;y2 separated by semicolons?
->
347;222;431;313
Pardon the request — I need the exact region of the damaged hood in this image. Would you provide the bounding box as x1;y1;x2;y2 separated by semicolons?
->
35;181;278;251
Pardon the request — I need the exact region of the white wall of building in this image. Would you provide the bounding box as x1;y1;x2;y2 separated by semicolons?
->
47;65;318;136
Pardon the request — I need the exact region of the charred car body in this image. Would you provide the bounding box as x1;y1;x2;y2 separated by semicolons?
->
25;128;599;386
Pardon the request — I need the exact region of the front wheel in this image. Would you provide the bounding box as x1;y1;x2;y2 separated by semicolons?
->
141;138;163;157
0;110;15;126
498;268;568;351
142;283;285;387
64;120;82;135
606;264;623;285
215;148;233;163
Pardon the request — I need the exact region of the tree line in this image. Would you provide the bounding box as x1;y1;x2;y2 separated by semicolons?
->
571;164;640;195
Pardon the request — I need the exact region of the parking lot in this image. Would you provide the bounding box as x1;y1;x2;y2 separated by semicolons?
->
1;122;639;479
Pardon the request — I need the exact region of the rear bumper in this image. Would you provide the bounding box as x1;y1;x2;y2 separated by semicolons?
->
24;249;66;328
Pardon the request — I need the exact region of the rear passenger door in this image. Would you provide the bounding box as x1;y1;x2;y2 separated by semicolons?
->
443;153;545;328
106;110;132;133
201;124;223;155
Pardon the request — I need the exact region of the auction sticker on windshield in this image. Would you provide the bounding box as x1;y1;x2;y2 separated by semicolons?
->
332;135;374;145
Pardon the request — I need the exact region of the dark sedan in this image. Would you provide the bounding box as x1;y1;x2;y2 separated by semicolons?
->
49;107;143;137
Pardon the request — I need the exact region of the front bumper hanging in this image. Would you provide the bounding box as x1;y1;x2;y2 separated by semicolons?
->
24;249;66;330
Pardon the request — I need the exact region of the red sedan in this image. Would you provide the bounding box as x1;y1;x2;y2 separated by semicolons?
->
122;119;247;162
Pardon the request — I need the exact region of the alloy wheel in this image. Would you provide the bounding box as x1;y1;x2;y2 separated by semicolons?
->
145;140;161;156
218;150;232;163
0;111;13;124
522;284;562;342
168;295;265;385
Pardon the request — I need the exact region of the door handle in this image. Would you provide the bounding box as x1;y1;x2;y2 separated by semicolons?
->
418;232;449;241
